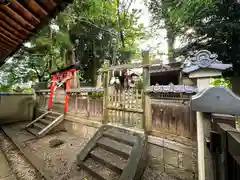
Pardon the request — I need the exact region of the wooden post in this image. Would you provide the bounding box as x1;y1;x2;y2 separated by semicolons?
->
142;50;151;133
48;74;57;110
102;60;109;124
64;71;72;113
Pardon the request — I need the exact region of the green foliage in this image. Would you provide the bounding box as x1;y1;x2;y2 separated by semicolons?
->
135;80;143;90
89;91;104;98
159;0;240;76
0;84;12;92
0;0;145;88
210;78;232;88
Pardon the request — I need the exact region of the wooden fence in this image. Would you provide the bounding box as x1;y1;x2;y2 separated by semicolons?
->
35;89;197;140
150;93;197;140
68;93;103;121
210;121;240;180
107;88;143;128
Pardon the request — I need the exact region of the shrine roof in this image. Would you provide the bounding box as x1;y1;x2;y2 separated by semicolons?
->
182;50;232;74
0;0;73;66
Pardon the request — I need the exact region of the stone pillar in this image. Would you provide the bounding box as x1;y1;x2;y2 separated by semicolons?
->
96;73;102;88
181;50;232;180
195;78;213;180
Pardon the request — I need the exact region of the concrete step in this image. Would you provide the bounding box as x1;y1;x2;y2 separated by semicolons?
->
45;114;57;121
38;118;51;125
76;125;147;180
26;127;39;136
82;158;120;180
90;147;126;173
103;129;135;146
97;137;132;159
33;122;46;130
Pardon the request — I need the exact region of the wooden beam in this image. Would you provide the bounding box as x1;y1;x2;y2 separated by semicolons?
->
36;0;56;11
0;12;31;36
0;26;23;43
0;38;16;49
0;5;35;30
0;33;18;47
9;0;40;26
0;49;11;55
0;41;13;49
0;46;11;53
25;0;48;19
0;20;26;40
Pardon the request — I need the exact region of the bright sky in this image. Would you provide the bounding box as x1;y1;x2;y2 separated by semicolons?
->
132;0;184;63
131;0;168;62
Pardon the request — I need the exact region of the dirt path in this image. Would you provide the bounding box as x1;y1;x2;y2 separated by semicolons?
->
0;131;45;180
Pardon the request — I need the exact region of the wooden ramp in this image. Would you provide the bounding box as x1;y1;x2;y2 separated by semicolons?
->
25;111;64;138
74;125;148;180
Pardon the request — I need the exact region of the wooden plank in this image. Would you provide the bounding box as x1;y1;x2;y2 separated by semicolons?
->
25;0;48;19
0;12;31;36
0;5;35;30
36;0;56;11
0;45;11;52
0;33;18;47
0;41;16;51
37;114;64;137
26;111;49;128
0;20;26;39
9;0;40;25
107;106;143;113
0;26;22;43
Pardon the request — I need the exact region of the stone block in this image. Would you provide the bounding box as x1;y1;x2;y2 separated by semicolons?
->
148;157;164;172
148;144;164;159
165;164;195;180
163;148;179;167
179;153;197;172
86;126;97;139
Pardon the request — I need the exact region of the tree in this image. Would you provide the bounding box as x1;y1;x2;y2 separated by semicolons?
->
147;0;187;62
0;0;145;88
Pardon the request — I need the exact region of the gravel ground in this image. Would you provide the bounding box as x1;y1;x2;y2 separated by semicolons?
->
1;122;177;180
0;131;45;180
25;131;88;179
143;167;177;180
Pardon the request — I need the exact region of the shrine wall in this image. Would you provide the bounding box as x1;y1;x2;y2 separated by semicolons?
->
0;93;35;124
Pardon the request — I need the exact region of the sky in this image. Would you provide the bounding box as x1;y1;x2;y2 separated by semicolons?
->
132;0;186;63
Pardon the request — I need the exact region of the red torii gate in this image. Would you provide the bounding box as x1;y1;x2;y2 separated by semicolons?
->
48;63;80;113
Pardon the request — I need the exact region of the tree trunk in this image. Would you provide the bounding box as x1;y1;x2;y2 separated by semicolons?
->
166;25;175;62
116;0;125;48
91;41;97;86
